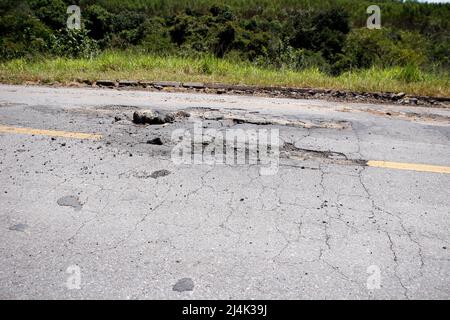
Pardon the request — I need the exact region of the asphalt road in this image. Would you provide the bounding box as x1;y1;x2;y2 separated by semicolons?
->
0;84;449;299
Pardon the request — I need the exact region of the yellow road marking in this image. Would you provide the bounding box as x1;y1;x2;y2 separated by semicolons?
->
0;125;102;140
1;124;449;174
367;160;450;174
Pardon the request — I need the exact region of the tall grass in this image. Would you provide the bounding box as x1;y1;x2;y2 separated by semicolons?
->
1;51;449;97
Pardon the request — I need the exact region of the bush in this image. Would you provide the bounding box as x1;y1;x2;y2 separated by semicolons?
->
342;28;427;71
213;22;236;57
49;29;99;59
428;34;450;69
27;0;66;30
140;18;175;54
286;7;350;62
0;0;448;76
394;65;423;83
0;9;51;60
83;4;113;44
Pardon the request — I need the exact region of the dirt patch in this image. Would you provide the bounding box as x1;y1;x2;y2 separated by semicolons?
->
95;105;141;111
339;107;450;126
194;109;351;130
366;109;450;125
59;80;447;107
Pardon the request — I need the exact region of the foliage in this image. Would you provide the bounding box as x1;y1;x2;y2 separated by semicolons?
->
339;28;427;71
0;0;449;76
1;51;449;97
49;29;99;58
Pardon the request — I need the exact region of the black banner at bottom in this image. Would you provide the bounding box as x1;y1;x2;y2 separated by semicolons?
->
0;299;441;318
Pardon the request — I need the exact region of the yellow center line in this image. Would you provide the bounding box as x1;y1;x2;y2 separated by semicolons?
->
1;124;449;174
0;125;102;140
367;160;450;174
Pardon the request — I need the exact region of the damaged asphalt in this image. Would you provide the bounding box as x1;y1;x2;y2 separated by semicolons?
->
0;84;449;299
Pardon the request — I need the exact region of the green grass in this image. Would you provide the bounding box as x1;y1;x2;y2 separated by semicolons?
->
1;51;449;97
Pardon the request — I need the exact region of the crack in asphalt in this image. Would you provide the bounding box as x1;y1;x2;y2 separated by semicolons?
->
1;89;448;299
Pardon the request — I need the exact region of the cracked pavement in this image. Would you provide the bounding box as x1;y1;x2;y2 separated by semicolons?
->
0;84;449;299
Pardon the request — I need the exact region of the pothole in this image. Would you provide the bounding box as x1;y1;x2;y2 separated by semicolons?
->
172;278;194;292
150;169;171;179
340;107;450;126
192;109;351;129
281;142;367;166
57;195;83;211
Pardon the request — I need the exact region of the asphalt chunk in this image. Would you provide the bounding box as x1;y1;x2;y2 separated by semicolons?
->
133;110;174;125
133;110;161;125
172;278;194;292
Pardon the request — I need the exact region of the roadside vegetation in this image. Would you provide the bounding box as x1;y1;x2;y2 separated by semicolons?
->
1;0;449;96
1;51;449;97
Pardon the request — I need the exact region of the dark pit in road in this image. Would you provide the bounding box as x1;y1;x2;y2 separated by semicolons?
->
172;278;195;292
150;169;171;179
57;195;83;211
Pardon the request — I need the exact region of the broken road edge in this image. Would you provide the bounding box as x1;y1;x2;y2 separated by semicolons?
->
11;79;450;108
